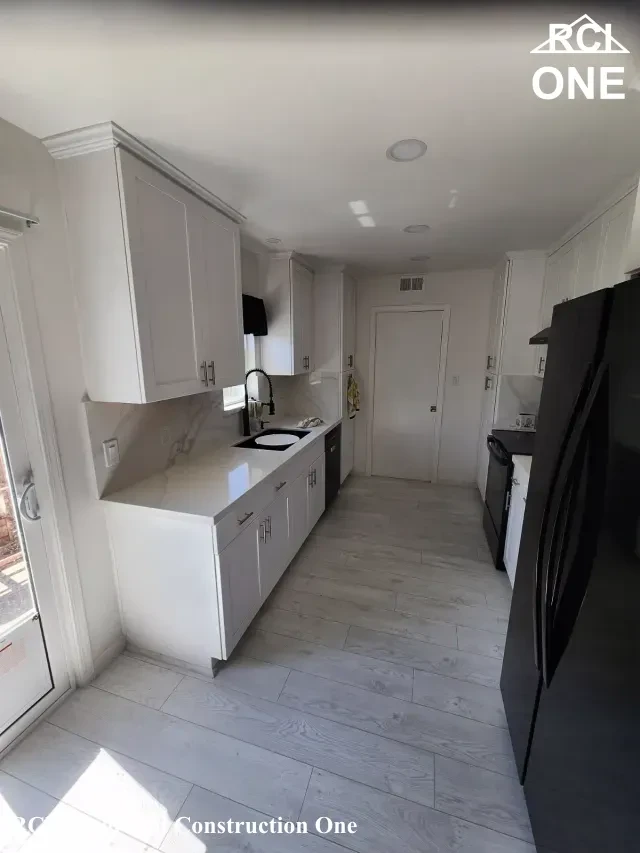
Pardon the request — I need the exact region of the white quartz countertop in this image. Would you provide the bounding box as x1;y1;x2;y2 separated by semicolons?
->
513;454;532;483
102;417;341;523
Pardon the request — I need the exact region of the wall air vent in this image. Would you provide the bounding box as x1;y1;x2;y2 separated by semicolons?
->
399;276;424;292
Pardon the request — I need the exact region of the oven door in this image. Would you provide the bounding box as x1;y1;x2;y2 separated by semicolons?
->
483;435;512;569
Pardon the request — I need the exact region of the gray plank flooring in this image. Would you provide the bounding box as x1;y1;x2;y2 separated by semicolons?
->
0;474;529;853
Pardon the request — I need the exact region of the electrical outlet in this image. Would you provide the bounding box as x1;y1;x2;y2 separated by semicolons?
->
102;438;120;468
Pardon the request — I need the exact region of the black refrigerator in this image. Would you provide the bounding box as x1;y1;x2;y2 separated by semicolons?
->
501;279;640;853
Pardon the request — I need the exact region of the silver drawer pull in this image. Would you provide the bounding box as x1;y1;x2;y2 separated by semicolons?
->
237;511;254;526
275;481;287;491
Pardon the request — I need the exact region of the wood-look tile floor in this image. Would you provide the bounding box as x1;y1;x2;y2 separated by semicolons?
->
0;475;534;853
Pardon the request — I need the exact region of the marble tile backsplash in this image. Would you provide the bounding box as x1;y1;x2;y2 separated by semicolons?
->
271;371;342;422
494;374;543;430
83;390;242;497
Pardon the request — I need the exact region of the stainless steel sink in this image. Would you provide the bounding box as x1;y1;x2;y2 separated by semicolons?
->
235;428;310;451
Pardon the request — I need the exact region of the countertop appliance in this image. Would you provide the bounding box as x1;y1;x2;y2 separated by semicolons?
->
501;281;640;852
324;423;342;508
483;428;536;571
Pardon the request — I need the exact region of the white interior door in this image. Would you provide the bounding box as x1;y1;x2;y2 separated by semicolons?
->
370;308;444;481
0;277;54;740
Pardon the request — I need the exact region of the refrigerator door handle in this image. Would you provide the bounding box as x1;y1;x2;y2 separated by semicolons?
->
533;366;595;672
541;362;608;688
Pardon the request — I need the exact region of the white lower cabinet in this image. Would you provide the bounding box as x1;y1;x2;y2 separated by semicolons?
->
503;472;528;587
288;470;310;561
105;440;329;675
308;452;326;530
257;489;289;601
217;520;261;651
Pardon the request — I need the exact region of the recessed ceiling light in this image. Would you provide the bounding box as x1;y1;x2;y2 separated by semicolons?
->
386;139;428;162
358;215;376;228
349;200;370;216
410;255;430;262
403;224;430;234
266;237;281;244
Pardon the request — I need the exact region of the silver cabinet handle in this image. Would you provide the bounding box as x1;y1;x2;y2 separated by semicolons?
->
538;356;546;373
348;355;354;367
208;361;215;385
259;522;266;543
201;361;209;386
275;480;287;491
237;511;253;526
266;516;272;538
19;478;41;522
308;471;313;488
484;376;492;390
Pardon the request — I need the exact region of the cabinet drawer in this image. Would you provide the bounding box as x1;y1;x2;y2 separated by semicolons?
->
213;482;272;553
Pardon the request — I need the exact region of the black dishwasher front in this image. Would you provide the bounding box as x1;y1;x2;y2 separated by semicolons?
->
325;424;342;508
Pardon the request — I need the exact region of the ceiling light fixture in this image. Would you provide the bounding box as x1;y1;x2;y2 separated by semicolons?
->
410;255;430;262
403;224;430;234
386;138;428;162
349;200;370;216
266;237;281;244
358;215;376;228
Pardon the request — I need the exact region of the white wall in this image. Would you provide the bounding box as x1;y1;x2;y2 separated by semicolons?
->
0;116;122;675
354;269;493;484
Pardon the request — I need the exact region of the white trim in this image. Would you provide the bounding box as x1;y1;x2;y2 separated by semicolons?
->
0;227;94;687
42;121;245;225
366;304;450;483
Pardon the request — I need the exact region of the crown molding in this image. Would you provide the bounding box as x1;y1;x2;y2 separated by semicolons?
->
42;121;245;224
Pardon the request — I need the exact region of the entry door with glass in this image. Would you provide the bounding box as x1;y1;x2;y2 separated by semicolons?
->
0;247;54;740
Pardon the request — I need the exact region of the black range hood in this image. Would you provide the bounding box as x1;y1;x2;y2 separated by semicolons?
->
529;326;550;345
242;294;268;336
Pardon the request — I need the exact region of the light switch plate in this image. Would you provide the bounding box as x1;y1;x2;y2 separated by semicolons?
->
103;438;120;468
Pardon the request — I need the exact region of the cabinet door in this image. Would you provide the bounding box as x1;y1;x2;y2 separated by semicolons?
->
573;220;603;298
288;470;309;561
291;261;314;373
596;193;634;290
486;262;507;374
217;521;260;652
504;481;526;587
257;490;289;602
341;415;355;483
117;150;207;401
308;453;326;531
343;274;356;369
476;374;497;499
191;200;244;390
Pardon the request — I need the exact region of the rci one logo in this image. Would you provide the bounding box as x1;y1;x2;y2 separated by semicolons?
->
531;14;629;101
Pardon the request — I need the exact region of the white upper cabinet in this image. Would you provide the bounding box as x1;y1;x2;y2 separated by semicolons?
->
596;192;635;290
261;254;315;375
485;263;507;374
572;219;603;299
484;253;545;378
117;152;206;401
53;137;243;403
342;273;356;369
189;197;244;390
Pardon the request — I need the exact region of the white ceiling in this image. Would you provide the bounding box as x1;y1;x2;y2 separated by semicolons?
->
2;6;640;274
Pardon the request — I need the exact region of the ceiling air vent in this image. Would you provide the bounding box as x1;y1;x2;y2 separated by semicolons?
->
399;276;424;292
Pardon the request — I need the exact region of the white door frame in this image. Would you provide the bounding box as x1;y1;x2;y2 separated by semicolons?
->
0;221;93;754
366;304;450;482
